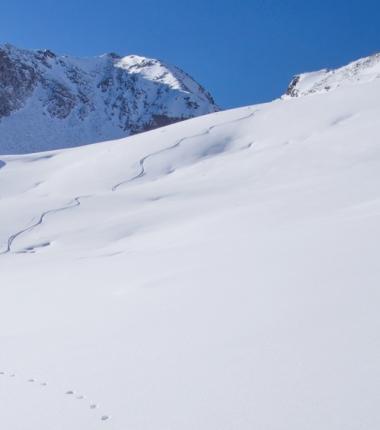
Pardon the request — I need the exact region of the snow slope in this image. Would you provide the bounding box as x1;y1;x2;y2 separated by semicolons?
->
285;51;380;97
0;44;218;154
0;64;380;429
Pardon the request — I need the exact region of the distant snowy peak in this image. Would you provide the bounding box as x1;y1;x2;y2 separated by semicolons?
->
285;52;380;98
116;55;214;100
0;43;218;154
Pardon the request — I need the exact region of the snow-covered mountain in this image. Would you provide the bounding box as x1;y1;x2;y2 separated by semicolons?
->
1;54;380;429
0;43;218;154
285;51;380;97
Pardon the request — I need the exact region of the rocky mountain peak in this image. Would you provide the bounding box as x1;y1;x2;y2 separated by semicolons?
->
0;44;219;154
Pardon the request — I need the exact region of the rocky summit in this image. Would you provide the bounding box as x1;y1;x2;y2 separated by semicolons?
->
0;44;218;154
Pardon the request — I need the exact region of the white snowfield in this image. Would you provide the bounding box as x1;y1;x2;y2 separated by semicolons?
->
0;65;380;429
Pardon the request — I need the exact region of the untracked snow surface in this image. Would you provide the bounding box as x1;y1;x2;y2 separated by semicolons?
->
0;71;380;429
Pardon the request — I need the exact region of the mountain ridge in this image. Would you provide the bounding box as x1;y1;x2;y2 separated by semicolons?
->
285;51;380;97
0;43;218;154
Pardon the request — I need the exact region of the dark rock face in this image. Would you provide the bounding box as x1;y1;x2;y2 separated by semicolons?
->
43;80;77;119
0;48;38;117
285;76;300;98
0;44;219;154
143;114;184;132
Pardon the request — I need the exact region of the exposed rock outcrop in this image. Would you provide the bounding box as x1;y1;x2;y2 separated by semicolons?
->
0;44;219;154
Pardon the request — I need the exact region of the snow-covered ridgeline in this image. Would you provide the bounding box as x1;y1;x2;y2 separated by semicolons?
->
285;52;380;97
0;43;218;154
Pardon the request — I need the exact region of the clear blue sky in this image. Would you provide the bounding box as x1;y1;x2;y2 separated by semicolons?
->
1;0;379;108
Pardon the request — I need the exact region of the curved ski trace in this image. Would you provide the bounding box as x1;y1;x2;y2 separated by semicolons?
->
0;197;82;255
112;109;257;191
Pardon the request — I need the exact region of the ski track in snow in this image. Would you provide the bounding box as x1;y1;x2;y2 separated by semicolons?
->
0;197;83;255
112;109;257;191
0;370;110;422
0;109;256;254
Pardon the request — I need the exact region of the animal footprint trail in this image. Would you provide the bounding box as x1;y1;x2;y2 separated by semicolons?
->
0;369;111;423
101;415;111;421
